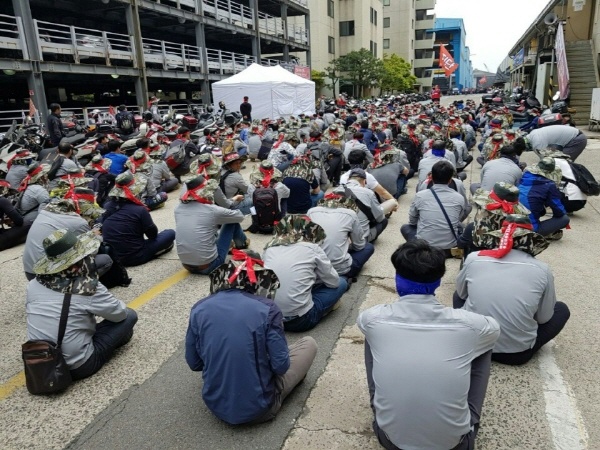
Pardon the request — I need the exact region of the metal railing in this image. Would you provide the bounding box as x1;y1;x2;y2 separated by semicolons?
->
206;48;256;74
0;13;28;59
142;37;203;71
202;0;254;28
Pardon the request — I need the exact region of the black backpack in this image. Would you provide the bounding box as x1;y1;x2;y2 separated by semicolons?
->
98;242;132;289
47;155;65;181
120;113;134;133
257;137;273;161
568;162;600;196
251;186;280;233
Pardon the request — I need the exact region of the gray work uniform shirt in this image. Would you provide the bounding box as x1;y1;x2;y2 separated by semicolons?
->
344;140;374;164
307;206;366;275
528;125;579;150
220;170;249;199
417;155;455;185
263;242;340;318
149;161;173;190
344;180;385;241
408;184;466;250
48;157;81;190
451;138;469;169
357;295;499;450
174;201;244;266
26;280;128;369
480;157;523;191
17;184;50;223
5;165;28;189
368;163;403;197
417;178;471;222
23;209;91;274
456;249;558;353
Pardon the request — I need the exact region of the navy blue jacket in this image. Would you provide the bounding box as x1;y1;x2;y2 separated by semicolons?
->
518;171;567;231
359;127;378;152
185;289;290;425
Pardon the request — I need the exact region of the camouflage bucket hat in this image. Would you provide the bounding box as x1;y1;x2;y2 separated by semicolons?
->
537;147;570;161
84;154;112;173
222;152;247;166
57;168;92;188
33;229;100;275
265;214;326;249
209;249;280;299
23;162;50;186
283;157;314;183
526;157;562;184
317;193;359;213
184;153;221;182
181;176;219;204
109;171;146;200
481;214;549;257
69;187;105;220
147;143;164;159
126;150;153;174
472;182;522;209
249;160;283;186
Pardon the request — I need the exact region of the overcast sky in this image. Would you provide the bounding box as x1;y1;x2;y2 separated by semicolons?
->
434;0;551;72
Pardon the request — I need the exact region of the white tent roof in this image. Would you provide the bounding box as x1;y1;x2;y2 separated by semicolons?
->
211;64;315;119
214;63;314;86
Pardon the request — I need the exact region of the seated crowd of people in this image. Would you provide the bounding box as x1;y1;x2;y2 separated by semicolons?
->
3;95;589;449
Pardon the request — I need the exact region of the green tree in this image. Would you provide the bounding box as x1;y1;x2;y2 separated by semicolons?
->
380;53;417;94
324;65;340;97
311;70;327;94
331;49;384;98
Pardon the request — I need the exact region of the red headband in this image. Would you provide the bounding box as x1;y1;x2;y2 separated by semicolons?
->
228;249;264;284
91;161;108;174
259;166;274;188
181;179;212;204
18;165;44;192
117;179;148;209
485;191;518;214
478;220;534;259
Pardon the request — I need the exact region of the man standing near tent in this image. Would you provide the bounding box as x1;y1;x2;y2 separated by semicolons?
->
240;96;252;121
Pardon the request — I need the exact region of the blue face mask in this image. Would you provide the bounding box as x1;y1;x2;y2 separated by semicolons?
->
395;274;441;297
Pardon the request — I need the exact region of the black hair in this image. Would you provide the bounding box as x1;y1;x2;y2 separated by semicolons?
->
353;132;364;140
432;139;445;150
431;160;454;184
512;137;526;156
347;149;366;165
360;120;369;129
58;142;72;154
50;103;61;113
500;145;518;157
107;139;121;153
391;240;446;283
449;130;461;138
136;137;150;148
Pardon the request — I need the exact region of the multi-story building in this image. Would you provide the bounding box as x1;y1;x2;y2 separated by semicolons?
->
430;18;473;93
382;0;436;92
0;0;310;126
291;0;383;95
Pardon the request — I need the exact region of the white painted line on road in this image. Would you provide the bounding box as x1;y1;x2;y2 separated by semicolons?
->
539;343;589;450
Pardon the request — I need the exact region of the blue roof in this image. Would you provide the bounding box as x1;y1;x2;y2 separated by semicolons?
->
433;18;464;31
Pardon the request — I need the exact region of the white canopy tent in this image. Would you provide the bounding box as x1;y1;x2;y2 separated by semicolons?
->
211;63;315;119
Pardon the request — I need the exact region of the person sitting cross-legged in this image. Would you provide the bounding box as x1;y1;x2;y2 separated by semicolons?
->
263;215;347;332
26;228;137;381
185;250;317;425
358;240;500;450
454;214;570;366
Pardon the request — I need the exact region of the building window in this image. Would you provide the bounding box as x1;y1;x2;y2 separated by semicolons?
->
339;20;355;36
327;0;334;18
328;36;335;54
370;7;378;25
370;41;378;57
383;0;390;5
384;17;390;28
383;39;390;49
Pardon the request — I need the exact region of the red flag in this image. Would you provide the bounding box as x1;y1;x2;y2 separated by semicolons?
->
29;98;36;118
439;46;459;77
479;76;487;85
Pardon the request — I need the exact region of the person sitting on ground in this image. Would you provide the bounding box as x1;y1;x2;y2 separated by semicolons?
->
48;143;82;190
5;149;34;189
185;250;317;425
282;156;323;214
341;150;398;215
104;140;129;176
308;193;374;280
341;168;388;243
0;180;28;251
470;144;524;195
125;150;168;210
267;131;298;172
101;172;175;267
23;193;109;281
147;143;178;194
449;128;472;174
459;182;530;256
84;155;115;206
220;152;252;215
358;240;499;450
247;160;290;220
263;215;347;332
175;174;247;274
454;214;570;366
15;163;51;224
518;157;569;239
540;147;588;213
417;139;457;187
401;160;466;256
26;228;138;381
367;146;410;200
343;132;373;170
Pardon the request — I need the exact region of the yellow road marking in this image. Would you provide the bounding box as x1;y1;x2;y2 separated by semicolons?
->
0;269;190;401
